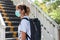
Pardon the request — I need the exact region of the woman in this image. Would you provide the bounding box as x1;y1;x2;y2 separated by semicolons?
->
15;4;30;40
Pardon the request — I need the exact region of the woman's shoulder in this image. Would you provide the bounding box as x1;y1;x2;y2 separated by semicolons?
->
21;19;29;24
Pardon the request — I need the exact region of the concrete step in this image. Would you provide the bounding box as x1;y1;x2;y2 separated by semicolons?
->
5;32;18;38
5;37;18;40
3;16;21;21
0;2;13;5
5;21;20;26
5;27;18;32
0;0;13;3
0;4;15;8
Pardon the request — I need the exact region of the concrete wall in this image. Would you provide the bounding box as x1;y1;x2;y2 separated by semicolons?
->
11;0;21;5
58;29;60;40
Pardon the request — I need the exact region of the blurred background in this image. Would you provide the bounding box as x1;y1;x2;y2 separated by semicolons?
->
0;0;60;40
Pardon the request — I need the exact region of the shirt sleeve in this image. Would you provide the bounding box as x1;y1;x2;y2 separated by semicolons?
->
20;19;27;33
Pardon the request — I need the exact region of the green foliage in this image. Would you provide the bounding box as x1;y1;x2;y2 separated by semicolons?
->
50;1;60;10
43;0;50;3
48;1;60;24
34;0;60;24
34;0;40;6
49;8;60;24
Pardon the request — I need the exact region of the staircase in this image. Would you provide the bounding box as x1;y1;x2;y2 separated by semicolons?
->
0;0;21;40
0;0;59;40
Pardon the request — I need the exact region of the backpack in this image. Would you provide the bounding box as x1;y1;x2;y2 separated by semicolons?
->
22;18;41;40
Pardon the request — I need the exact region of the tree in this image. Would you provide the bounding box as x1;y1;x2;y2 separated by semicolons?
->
49;8;60;24
34;0;60;24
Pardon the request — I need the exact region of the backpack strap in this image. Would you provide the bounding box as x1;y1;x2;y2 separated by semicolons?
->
26;33;31;39
22;18;29;21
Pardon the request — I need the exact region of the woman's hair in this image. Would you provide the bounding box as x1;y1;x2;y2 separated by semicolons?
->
18;5;30;14
26;6;30;14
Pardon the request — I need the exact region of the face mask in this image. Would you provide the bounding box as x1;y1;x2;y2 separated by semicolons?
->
15;10;20;17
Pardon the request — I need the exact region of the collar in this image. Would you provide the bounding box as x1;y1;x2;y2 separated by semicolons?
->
23;16;29;19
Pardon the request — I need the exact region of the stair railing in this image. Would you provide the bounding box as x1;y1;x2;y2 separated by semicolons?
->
0;13;6;40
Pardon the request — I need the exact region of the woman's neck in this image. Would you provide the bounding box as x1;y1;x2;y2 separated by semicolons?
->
20;15;28;19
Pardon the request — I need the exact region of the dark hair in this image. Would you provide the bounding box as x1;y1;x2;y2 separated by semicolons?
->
18;5;27;13
26;6;30;13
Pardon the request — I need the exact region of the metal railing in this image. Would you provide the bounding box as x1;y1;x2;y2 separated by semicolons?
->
0;13;6;40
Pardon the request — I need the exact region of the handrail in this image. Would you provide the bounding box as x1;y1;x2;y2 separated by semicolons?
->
0;13;6;28
0;13;5;40
32;3;59;27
